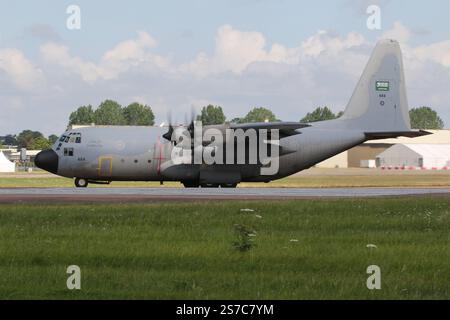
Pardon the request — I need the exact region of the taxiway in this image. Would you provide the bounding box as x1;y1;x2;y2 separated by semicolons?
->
0;187;449;203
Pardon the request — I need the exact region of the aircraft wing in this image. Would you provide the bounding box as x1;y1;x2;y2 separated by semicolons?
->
230;122;310;138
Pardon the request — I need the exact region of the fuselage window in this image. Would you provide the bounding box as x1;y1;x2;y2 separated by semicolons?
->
75;137;81;143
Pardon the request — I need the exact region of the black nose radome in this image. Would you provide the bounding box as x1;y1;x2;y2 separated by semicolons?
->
35;149;59;174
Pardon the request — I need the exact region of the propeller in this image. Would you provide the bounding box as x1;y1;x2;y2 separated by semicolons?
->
162;110;174;141
187;106;197;139
162;108;197;142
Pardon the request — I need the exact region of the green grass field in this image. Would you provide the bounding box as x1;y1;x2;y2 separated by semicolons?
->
1;197;450;299
1;173;450;188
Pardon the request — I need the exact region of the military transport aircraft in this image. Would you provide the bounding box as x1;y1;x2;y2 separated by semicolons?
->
35;40;429;188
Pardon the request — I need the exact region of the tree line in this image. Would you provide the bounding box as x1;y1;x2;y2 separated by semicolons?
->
68;99;445;129
0;131;58;150
0;100;156;150
69;100;155;126
196;105;444;130
1;103;444;150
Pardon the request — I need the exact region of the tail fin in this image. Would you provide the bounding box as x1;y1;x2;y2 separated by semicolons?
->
340;39;411;132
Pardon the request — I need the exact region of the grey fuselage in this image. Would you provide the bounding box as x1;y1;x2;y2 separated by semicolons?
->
50;121;365;184
36;40;428;186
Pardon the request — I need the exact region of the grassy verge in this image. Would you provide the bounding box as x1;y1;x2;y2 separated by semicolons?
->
0;197;449;299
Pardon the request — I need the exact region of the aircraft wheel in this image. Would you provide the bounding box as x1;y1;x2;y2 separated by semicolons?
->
182;181;200;188
221;183;237;188
75;178;89;188
200;184;220;188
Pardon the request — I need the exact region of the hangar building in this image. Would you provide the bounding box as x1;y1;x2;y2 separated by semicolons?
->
376;144;450;169
0;151;15;173
317;130;450;168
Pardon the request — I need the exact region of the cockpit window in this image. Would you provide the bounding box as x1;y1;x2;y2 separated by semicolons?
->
63;148;74;156
59;132;81;145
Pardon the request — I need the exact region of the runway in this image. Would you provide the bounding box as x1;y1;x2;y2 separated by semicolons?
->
0;187;449;203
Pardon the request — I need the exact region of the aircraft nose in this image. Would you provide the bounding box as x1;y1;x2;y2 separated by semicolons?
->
34;149;59;174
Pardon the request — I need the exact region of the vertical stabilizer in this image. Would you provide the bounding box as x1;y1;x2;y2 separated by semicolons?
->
340;39;411;132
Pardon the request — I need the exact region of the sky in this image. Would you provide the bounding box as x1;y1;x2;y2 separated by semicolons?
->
1;0;450;135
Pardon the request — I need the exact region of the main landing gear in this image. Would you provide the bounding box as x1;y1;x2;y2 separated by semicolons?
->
181;181;238;188
182;181;200;188
74;178;89;188
221;183;238;188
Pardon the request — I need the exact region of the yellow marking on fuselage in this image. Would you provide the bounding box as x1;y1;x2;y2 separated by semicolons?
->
97;156;113;176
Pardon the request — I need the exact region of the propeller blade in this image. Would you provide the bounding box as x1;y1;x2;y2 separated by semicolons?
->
162;110;174;141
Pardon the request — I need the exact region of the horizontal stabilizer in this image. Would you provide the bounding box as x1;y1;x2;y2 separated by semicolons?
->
364;130;432;140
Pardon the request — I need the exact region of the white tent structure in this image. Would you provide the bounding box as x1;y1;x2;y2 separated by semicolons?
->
0;151;15;172
376;144;450;169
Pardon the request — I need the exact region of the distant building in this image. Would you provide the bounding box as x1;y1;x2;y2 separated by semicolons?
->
377;144;450;169
0;147;41;164
316;130;450;168
8;150;41;163
0;147;16;160
0;151;15;172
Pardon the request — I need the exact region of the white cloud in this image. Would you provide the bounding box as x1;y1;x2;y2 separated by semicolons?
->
181;25;300;76
413;40;450;68
381;21;411;44
40;31;171;84
36;25;393;85
40;42;101;83
99;31;171;79
0;48;46;91
180;25;367;79
2;23;450;135
300;30;366;58
213;25;296;71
